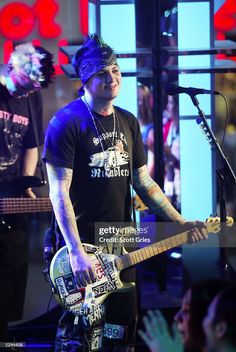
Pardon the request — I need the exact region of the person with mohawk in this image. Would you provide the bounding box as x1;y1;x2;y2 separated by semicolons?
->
0;43;54;342
43;34;207;351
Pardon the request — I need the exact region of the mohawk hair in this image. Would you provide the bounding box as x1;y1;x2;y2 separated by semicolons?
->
72;34;117;83
72;34;109;71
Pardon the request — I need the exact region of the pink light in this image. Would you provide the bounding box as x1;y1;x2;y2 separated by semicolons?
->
79;0;88;36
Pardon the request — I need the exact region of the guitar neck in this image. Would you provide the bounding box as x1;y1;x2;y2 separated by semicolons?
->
115;230;189;271
0;198;52;214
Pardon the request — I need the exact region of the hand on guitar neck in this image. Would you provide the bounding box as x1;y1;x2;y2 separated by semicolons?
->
180;220;208;243
24;187;37;199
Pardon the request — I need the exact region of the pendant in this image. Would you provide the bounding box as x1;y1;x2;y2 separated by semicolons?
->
116;139;124;152
104;162;111;172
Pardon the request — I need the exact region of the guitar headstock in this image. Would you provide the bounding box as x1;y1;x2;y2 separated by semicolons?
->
206;216;234;233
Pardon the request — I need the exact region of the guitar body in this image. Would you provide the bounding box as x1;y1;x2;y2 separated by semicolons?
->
50;243;134;315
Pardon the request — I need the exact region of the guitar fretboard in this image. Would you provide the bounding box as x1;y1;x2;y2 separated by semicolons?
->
115;231;189;270
0;198;52;214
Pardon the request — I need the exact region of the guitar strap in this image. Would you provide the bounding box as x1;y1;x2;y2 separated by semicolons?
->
28;92;46;183
117;109;136;223
42;212;64;289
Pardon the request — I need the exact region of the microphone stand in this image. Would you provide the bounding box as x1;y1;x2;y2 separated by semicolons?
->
189;94;236;281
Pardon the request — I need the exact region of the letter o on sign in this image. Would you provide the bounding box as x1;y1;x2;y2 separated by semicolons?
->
0;3;34;40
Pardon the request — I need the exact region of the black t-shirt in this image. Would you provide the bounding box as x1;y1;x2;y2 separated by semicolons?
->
43;98;146;228
0;83;43;182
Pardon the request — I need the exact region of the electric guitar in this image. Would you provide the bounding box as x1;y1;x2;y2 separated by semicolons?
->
49;216;233;316
0;176;52;214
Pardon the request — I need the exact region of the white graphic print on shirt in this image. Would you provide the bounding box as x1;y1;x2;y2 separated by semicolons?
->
89;131;130;179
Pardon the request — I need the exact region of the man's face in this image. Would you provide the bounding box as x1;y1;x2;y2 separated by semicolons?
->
174;289;191;347
85;64;121;101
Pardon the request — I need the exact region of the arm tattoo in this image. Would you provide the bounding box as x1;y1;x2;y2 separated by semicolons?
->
47;165;73;190
133;165;185;223
46;163;83;251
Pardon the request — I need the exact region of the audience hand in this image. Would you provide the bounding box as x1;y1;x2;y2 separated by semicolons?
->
138;309;183;352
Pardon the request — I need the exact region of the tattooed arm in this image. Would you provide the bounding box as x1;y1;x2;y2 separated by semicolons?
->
133;165;208;241
133;165;185;223
46;162;96;287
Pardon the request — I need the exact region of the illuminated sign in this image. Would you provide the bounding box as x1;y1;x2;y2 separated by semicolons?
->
214;0;236;61
0;0;61;40
0;0;88;74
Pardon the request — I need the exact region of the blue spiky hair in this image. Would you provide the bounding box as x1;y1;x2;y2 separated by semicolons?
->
72;34;118;84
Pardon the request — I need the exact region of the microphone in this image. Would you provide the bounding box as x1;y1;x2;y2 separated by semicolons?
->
166;84;220;96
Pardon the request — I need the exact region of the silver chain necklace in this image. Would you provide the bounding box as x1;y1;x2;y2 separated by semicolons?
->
83;96;118;172
93;112;116;148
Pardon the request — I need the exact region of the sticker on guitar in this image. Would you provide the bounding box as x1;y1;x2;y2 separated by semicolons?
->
51;248;121;315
